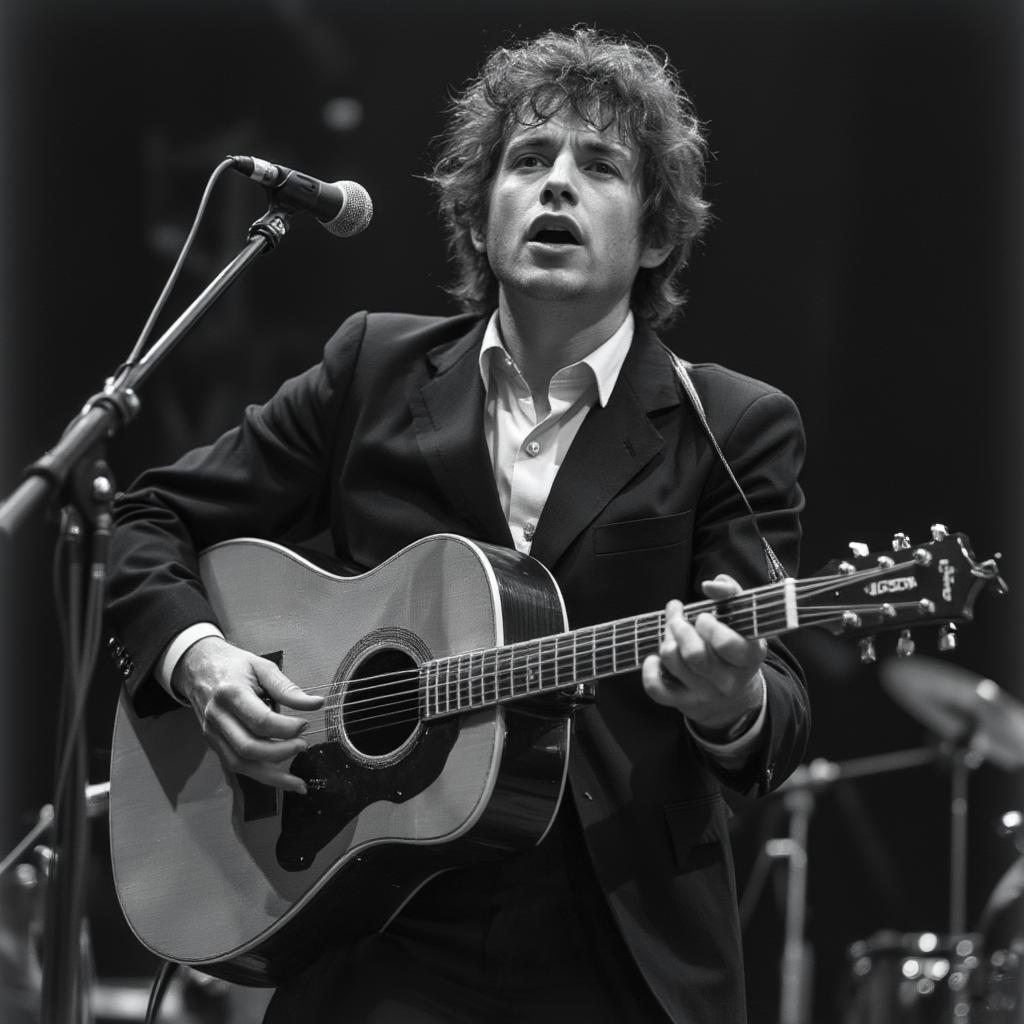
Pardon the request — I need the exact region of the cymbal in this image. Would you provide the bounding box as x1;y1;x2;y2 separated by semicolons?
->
879;656;1024;771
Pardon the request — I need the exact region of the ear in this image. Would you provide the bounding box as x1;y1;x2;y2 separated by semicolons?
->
470;225;487;253
639;239;674;270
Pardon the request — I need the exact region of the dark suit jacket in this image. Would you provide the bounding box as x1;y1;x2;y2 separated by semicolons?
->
107;310;810;1023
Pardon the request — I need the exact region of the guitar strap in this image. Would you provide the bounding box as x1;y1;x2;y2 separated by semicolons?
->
662;345;787;584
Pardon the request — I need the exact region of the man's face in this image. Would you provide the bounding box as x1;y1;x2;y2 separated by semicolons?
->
474;113;670;313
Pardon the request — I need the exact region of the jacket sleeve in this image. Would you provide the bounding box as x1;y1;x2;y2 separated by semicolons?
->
105;311;369;705
688;382;810;798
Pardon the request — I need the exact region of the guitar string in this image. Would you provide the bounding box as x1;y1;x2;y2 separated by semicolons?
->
297;611;851;741
292;598;929;742
308;593;916;724
288;565;921;702
298;588;923;731
330;602;911;730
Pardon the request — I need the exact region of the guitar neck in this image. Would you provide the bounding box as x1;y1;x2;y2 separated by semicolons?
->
421;579;799;720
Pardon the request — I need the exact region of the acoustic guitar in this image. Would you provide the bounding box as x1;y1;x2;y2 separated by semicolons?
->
108;525;1004;984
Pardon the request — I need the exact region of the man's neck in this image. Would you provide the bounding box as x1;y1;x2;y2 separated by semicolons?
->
496;292;631;394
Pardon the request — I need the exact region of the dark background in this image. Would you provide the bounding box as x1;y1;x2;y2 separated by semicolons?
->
1;0;1021;1020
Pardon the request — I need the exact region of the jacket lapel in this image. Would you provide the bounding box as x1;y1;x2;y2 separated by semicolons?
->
529;325;682;569
409;319;514;546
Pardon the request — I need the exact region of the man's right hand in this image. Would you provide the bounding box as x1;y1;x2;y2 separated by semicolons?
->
171;635;324;793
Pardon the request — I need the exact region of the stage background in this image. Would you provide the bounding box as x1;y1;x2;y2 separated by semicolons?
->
1;0;1021;1020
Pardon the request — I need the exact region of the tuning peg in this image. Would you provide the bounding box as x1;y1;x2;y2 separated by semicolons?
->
848;542;869;558
896;629;916;657
859;637;877;664
930;523;949;541
938;623;958;652
913;547;933;566
892;533;911;551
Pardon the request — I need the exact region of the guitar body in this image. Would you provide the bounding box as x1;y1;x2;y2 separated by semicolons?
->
109;534;571;984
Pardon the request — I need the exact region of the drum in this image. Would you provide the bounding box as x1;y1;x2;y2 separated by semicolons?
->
972;855;1024;1022
841;930;982;1023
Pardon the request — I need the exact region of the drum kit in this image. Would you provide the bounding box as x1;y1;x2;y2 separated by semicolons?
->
757;655;1024;1024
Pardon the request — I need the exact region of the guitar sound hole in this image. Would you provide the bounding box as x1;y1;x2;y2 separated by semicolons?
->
342;649;421;758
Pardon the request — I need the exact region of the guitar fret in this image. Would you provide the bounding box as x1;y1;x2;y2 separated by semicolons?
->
498;646;512;702
470;650;483;708
612;620;636;674
540;636;556;692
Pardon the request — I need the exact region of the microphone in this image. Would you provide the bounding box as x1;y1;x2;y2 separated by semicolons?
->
228;155;373;238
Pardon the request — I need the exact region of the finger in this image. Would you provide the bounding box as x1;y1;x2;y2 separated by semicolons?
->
641;654;686;708
206;707;312;767
693;614;767;671
202;724;310;794
253;658;325;710
700;574;743;600
666;612;712;675
220;683;313;740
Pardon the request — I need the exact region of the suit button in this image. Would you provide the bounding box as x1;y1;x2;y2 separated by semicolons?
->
121;663;132;677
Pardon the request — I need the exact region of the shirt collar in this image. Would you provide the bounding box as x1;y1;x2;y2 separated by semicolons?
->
477;309;635;409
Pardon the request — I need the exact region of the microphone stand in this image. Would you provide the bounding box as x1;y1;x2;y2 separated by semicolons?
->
0;207;291;543
0;205;294;1024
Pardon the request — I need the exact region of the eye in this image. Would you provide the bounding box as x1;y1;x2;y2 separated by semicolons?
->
589;160;620;177
512;153;546;170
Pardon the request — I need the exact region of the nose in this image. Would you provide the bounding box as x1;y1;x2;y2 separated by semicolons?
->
541;152;579;206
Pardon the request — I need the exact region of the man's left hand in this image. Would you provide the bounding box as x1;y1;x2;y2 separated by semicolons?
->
641;574;765;738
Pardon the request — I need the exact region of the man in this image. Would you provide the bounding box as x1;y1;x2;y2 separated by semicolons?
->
107;26;809;1023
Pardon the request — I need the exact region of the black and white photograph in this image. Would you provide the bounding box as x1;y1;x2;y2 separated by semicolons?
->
1;1;1021;1021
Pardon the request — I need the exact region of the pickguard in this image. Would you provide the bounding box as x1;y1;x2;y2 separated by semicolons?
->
275;718;459;871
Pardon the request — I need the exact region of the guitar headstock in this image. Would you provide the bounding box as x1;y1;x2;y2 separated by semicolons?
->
807;524;1007;662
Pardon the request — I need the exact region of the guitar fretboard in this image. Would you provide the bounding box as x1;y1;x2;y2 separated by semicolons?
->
421;581;799;719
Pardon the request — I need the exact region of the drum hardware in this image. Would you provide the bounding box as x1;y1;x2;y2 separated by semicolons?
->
836;656;1024;1023
842;930;982;1023
879;657;1024;935
742;747;944;1024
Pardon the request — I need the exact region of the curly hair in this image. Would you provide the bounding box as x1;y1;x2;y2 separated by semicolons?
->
429;26;711;330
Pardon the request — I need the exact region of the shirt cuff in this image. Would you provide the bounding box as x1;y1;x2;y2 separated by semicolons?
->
157;622;224;701
686;674;768;766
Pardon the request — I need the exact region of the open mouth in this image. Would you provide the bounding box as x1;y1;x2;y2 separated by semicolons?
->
528;218;582;245
530;228;580;245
